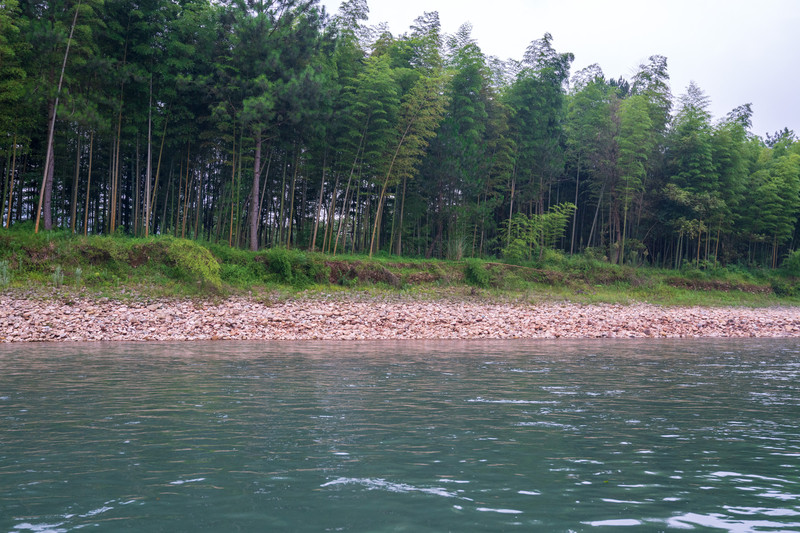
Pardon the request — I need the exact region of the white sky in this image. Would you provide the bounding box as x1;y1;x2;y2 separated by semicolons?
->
320;0;800;139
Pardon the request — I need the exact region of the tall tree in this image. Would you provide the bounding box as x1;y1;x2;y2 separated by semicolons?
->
369;74;447;257
504;33;573;221
615;94;654;263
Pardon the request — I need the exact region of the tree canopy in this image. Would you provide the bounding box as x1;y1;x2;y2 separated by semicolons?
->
2;0;798;270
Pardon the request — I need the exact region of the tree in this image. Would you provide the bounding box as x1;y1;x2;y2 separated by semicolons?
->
662;82;719;265
565;72;612;254
28;0;102;232
369;74;447;257
223;0;325;250
615;94;654;264
504;33;573;222
419;23;491;258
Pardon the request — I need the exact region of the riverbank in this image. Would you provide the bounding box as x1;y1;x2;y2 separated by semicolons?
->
2;293;799;342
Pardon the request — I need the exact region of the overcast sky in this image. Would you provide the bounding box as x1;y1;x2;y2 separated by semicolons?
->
319;0;799;139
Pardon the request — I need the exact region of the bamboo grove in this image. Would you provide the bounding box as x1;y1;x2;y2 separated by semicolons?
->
2;0;800;268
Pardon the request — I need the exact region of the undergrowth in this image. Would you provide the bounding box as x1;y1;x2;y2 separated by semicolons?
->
0;227;797;306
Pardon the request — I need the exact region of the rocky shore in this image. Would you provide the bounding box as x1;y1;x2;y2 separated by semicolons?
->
2;294;800;342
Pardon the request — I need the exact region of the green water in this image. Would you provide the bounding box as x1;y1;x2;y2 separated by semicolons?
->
1;339;799;532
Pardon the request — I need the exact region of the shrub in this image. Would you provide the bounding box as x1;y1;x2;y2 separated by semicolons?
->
781;250;800;277
771;278;800;297
162;237;222;291
52;266;64;287
264;247;294;283
261;248;330;287
464;258;489;288
0;260;9;287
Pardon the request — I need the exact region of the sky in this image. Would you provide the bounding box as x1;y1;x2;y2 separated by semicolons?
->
319;0;800;139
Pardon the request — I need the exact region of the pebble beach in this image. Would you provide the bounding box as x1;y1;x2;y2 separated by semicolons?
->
2;294;800;342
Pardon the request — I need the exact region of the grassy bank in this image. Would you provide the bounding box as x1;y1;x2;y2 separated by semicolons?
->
1;227;798;307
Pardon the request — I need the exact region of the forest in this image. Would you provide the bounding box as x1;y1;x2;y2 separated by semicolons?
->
2;0;800;269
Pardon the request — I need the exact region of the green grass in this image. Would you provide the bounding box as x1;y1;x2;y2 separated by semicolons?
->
1;227;797;307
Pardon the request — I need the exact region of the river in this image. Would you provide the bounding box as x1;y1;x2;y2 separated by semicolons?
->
1;339;799;531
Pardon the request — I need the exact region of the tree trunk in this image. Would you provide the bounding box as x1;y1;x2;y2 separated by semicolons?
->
310;151;326;251
235;135;243;248
258;149;272;249
37;100;57;232
286;147;299;248
71;131;81;232
148;116;168;236
134;135;140;234
333;173;356;256
370;121;414;257
570;160;580;255
180;145;192;239
110;105;123;233
194;167;202;240
277;153;288;246
227;127;237;246
1;147;9;228
249;131;262;251
333;160;359;256
322;174;338;253
395;176;407;256
83;131;93;235
507;168;516;248
144;77;153;237
161;163;172;236
5;134;17;229
36;2;81;233
587;184;604;250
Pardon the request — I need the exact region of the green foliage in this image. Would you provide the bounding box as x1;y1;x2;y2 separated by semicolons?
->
780;250;800;276
771;278;800;298
264;247;294;283
262;247;330;288
159;237;222;292
51;266;63;287
338;274;358;288
1;0;798;272
0;260;9;287
464;258;490;288
206;244;265;286
501;203;576;262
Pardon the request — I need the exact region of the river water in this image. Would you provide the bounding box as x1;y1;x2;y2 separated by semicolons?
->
1;339;799;532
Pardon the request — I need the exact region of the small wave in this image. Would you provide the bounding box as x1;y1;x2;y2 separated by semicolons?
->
468;397;558;405
10;523;67;533
515;422;577;430
583;519;642;526
667;512;800;531
724;506;800;517
169;477;206;485
709;471;788;483
321;477;459;498
602;498;647;504
80;506;113;518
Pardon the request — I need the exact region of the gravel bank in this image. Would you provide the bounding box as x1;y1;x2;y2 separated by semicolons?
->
2;295;800;342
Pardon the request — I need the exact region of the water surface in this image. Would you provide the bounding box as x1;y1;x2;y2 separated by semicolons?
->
1;339;799;531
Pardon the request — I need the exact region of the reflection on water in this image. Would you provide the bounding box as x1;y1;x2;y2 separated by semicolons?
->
1;339;799;531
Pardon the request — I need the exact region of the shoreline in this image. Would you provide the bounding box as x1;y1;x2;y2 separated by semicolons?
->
2;295;800;342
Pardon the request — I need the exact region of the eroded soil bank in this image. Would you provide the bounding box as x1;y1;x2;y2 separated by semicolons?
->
2;295;800;342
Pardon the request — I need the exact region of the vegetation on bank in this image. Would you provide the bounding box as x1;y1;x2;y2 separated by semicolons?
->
3;0;800;274
2;228;800;307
